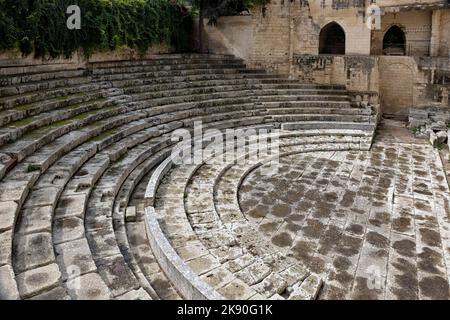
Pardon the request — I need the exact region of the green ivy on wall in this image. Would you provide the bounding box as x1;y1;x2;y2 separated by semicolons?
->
0;0;193;58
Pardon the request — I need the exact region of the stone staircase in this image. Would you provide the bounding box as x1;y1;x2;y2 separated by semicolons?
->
0;54;377;300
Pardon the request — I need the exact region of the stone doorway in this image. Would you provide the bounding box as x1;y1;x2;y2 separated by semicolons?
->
319;22;346;55
383;25;406;56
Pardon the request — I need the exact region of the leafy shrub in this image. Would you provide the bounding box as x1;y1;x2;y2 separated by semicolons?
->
0;0;193;58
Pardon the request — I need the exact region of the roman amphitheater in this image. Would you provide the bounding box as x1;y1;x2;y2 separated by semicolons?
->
0;0;450;301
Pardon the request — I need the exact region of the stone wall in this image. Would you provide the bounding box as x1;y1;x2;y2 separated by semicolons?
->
371;10;432;56
296;0;370;55
439;9;450;57
291;54;379;102
379;56;431;115
249;1;292;74
203;16;253;61
201;1;450;115
376;0;447;7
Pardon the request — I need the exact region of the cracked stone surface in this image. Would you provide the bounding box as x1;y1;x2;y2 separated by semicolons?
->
238;121;450;300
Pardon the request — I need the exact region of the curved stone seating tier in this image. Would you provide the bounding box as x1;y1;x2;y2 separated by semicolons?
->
0;54;376;300
144;129;373;300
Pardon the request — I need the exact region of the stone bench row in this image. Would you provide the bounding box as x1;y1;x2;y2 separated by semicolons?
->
0;61;249;100
3;122;276;299
0;87;366;165
0;103;354;299
90;63;247;76
1;54;240;86
0;91;364;155
0;55;376;300
88;54;239;69
143;130;373;299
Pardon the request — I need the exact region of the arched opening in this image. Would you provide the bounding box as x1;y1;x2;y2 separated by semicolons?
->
383;25;406;56
319;22;346;55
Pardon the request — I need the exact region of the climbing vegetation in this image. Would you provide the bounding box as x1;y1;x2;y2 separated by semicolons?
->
0;0;193;58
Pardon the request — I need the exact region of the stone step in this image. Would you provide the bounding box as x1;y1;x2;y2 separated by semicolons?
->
261;101;353;108
257;83;347;90
124;84;347;101
0;130;161;298
136;96;255;112
237;69;267;74
122;78;252;94
129;88;255;105
0;76;94;99
0;89;107;125
257;89;349;96
53;149;165;300
0;69;88;87
257;95;350;102
256;79;346;88
0;63;82;76
91;58;244;69
91;63;247;76
0;53;377;300
115;155;182;299
129;187;183;299
271;114;372;123
84;138;176;298
281;121;376;131
0;102;123;161
266;107;372;116
7;123;184;299
147;137;362;299
110;74;293;89
0;81;107;110
93;67;250;82
0;117;290;298
89;55;240;69
0;97;114;147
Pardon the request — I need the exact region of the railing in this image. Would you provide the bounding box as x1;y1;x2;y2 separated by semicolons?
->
383;40;431;56
383;44;406;56
418;56;450;72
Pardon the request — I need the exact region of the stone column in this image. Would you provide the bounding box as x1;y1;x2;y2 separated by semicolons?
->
288;2;294;79
442;87;449;107
430;10;441;57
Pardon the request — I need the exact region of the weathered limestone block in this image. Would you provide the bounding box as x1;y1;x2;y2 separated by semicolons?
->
14;232;55;273
252;272;288;296
125;206;137;222
0;265;20;300
430;130;438;146
436;130;448;145
217;278;257;300
115;288;150;300
235;259;272;286
17;206;52;234
288;274;323;300
53;217;85;244
66;272;111;300
96;254;140;297
54;194;87;219
24;186;60;208
54;238;97;281
28;286;70;300
16;263;61;299
0;230;13;265
201;266;235;290
0;201;18;232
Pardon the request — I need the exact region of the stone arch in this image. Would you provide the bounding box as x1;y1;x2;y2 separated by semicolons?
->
383;25;406;56
319;22;346;55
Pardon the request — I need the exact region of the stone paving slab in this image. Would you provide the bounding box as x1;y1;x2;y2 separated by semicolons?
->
238;122;450;300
